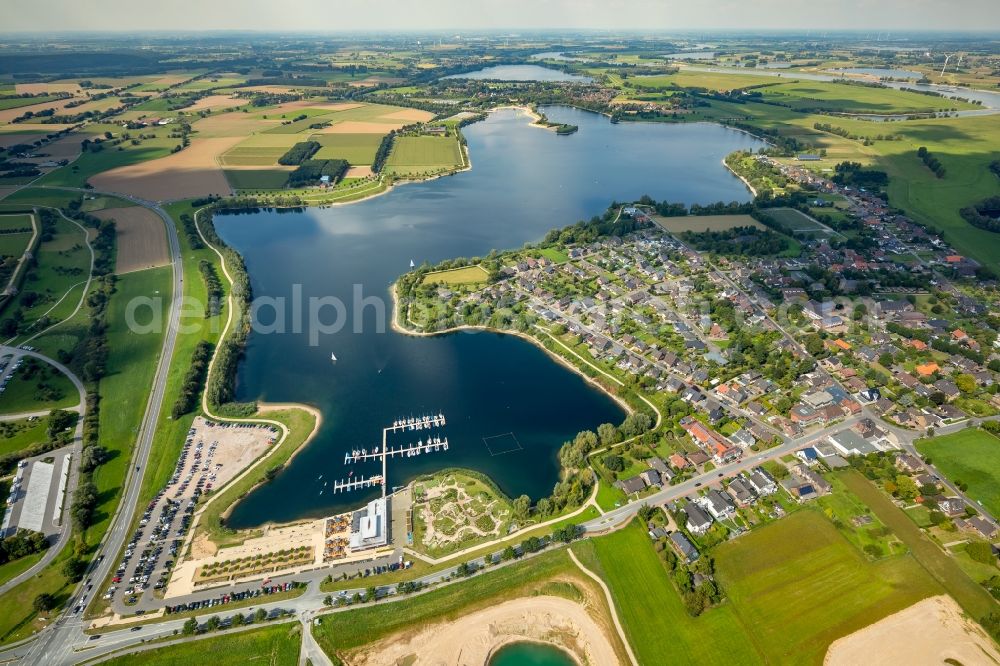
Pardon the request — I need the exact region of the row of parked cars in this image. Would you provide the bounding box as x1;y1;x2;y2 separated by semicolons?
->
164;582;298;614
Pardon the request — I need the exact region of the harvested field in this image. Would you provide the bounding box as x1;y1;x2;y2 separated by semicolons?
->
25;134;81;162
191;112;271;139
653;214;765;233
824;595;1000;666
380;108;435;122
0;96;79;123
0;133;45;149
93;206;169;274
316;120;405;134
14;83;80;95
89;136;239;201
218;133;300;167
310;132;383;164
185;95;246;112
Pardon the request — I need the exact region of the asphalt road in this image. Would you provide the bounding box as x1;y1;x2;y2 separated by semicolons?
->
9;195;184;665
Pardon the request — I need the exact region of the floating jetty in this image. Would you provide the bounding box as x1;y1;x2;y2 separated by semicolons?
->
332;475;384;494
345;436;449;463
331;412;449;498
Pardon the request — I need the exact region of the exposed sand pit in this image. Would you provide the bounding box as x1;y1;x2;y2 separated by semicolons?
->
345;165;373;178
380;108;435;122
89;136;241;201
825;595;1000;666
346;595;620;666
318;120;405;134
93;206;169;274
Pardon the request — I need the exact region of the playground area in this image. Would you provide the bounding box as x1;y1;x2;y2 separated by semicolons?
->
412;471;513;557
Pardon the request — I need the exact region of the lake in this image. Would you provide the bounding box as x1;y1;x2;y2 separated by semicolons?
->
444;64;593;82
216;106;763;528
490;641;576;666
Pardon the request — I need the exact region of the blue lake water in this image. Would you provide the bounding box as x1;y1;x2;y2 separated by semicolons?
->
444;65;593;82
215;106;763;527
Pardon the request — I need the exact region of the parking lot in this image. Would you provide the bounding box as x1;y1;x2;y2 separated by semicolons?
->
105;418;277;611
1;446;73;539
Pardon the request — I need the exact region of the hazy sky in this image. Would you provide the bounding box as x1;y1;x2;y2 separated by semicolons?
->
5;0;1000;32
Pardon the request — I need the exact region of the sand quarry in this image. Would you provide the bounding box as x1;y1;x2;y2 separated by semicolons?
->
825;595;1000;666
346;595;619;666
92;206;169;273
90;136;240;201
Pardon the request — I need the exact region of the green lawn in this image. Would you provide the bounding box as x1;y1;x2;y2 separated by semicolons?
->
384;135;463;176
0;360;79;413
86;266;171;548
916;428;1000;518
100;622;301;666
759;80;977;114
0;213;34;233
715;509;940;664
0;95;59;111
0;416;48;456
310;133;384;165
420;264;489;286
0;552;44;588
572;519;762;665
838;469;999;620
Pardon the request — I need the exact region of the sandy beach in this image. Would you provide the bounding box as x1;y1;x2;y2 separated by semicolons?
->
345;595;619;666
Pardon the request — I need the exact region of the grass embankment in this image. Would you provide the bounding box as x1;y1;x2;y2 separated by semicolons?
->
916;428;1000;518
313;547;627;664
98;621;302;666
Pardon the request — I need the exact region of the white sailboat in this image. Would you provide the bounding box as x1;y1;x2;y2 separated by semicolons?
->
409;259;415;268
331;352;337;363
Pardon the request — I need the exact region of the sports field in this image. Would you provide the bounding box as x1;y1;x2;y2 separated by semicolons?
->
715;510;940;665
100;622;302;666
652;214;764;233
421;264;489;286
385;135;464;176
762;207;839;238
916;428;1000;518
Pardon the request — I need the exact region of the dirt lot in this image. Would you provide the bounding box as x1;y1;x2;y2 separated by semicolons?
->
345;166;373;178
89;136;240;201
93;206;169;274
825;595;1000;666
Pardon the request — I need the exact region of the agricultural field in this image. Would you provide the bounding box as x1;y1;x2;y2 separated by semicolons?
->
223;169;291;190
100;622;302;666
625;69;785;92
218;133;299;167
92;206;169;274
421;264;489;286
571;519;761;665
652;214;764;233
758;80;978;114
715;510;939;664
384;135;464;176
916;428;1000;518
310;132;383;164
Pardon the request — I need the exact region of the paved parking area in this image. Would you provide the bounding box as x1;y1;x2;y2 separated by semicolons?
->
1;446;73;538
106;418;277;610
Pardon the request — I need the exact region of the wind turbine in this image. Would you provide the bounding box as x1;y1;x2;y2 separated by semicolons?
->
940;54;952;77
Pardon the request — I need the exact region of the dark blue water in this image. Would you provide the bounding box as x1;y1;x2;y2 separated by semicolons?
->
216;106;763;527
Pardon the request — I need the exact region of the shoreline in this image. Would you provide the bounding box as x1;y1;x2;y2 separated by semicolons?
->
723;157;758;197
389;282;634;417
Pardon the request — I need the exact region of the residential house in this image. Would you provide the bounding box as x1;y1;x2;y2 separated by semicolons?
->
684;503;713;535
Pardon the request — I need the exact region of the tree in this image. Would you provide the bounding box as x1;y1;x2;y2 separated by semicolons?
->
205;616;221;632
501;545;516;561
232;613;245;626
364;585;377;602
512;494;531;519
955;373;976;394
967;541;996;565
32;593;55;613
895;475;919;501
182;617;198;635
323;595;333;606
254;608;267;623
597;423;618;447
62;557;86;582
